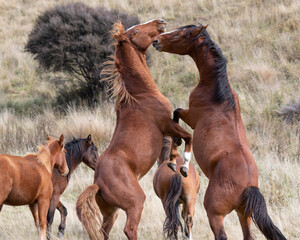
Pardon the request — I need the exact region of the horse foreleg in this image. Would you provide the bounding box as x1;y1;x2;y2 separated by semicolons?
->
165;119;192;177
46;193;60;240
38;197;51;240
236;210;254;240
0;204;3;212
56;201;67;238
29;202;40;229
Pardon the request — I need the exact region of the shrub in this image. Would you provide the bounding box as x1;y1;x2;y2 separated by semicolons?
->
25;3;140;105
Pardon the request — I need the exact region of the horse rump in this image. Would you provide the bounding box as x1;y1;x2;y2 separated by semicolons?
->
163;172;183;240
242;186;287;240
76;184;103;240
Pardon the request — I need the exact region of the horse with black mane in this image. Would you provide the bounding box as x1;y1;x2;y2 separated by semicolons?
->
153;25;287;240
154;136;200;240
46;134;98;239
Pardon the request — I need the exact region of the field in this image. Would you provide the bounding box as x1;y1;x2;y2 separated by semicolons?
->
0;0;299;239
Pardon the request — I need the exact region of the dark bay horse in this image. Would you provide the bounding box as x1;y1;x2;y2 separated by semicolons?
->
0;135;68;240
153;136;200;240
46;134;98;239
76;19;193;240
153;25;287;240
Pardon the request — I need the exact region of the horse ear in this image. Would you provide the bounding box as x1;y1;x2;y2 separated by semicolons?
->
87;134;92;145
58;134;64;145
47;134;51;141
202;24;208;30
112;21;126;42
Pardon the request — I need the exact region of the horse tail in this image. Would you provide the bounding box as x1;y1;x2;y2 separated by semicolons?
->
242;186;287;240
76;184;104;240
163;172;183;239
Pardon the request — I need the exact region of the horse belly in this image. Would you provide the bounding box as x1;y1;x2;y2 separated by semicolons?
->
4;167;44;205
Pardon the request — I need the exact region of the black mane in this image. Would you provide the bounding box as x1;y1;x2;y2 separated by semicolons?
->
182;25;236;110
64;138;86;178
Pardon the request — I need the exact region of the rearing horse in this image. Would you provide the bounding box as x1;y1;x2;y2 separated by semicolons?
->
153;25;287;240
76;19;192;240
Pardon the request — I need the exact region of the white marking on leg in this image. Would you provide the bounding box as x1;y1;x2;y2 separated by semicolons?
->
189;232;193;240
182;152;191;169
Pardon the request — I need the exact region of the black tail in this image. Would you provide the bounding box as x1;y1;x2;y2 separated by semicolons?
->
243;187;287;240
163;173;183;240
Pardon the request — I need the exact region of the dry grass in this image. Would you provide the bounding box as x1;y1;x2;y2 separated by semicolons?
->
0;0;299;239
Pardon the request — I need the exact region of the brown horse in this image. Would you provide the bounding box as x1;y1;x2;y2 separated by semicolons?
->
153;136;200;240
153;25;287;240
0;135;68;240
46;135;98;239
76;19;193;240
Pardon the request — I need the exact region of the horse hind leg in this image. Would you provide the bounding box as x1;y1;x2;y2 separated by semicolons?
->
236;210;254;240
95;193;119;240
56;201;67;238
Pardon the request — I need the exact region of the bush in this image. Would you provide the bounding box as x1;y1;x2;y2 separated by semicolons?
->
276;100;300;124
25;3;140;105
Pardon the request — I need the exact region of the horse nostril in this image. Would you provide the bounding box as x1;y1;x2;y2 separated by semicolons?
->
153;40;159;44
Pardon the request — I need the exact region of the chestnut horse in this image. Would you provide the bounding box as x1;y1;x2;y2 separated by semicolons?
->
76;19;193;240
153;136;200;240
0;135;68;240
153;25;287;240
46;135;98;239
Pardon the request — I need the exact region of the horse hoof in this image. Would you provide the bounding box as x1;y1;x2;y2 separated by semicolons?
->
57;231;64;238
173;137;182;147
180;166;188;177
167;162;177;172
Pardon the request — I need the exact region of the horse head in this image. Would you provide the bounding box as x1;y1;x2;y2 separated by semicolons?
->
113;19;167;54
153;24;207;55
47;134;69;176
81;134;99;170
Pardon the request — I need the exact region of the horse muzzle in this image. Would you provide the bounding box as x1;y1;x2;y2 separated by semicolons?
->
152;39;162;51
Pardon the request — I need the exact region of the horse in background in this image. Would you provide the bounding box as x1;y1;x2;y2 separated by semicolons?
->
76;19;193;240
154;136;200;240
0;135;68;240
46;134;98;239
153;25;287;240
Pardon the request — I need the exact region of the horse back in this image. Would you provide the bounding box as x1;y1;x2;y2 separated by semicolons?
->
0;155;52;206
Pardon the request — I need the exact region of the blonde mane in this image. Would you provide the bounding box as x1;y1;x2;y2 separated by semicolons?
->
36;145;52;174
101;22;138;109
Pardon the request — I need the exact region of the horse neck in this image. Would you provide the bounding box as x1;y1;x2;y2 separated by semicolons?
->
116;42;159;97
66;146;83;176
188;37;235;111
190;41;220;95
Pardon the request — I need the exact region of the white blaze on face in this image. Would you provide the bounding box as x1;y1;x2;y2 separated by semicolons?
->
126;19;158;32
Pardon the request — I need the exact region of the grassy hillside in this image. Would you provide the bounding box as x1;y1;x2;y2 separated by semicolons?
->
0;0;299;239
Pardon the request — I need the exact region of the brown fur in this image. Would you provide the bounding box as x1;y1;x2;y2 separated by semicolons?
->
0;135;68;240
46;135;98;239
154;136;200;239
154;25;287;240
76;19;193;240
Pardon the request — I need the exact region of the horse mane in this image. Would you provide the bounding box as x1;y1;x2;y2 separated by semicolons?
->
101;21;138;109
64;138;86;172
181;25;236;110
35;145;52;174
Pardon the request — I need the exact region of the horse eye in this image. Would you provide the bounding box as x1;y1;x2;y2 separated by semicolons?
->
135;29;139;34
